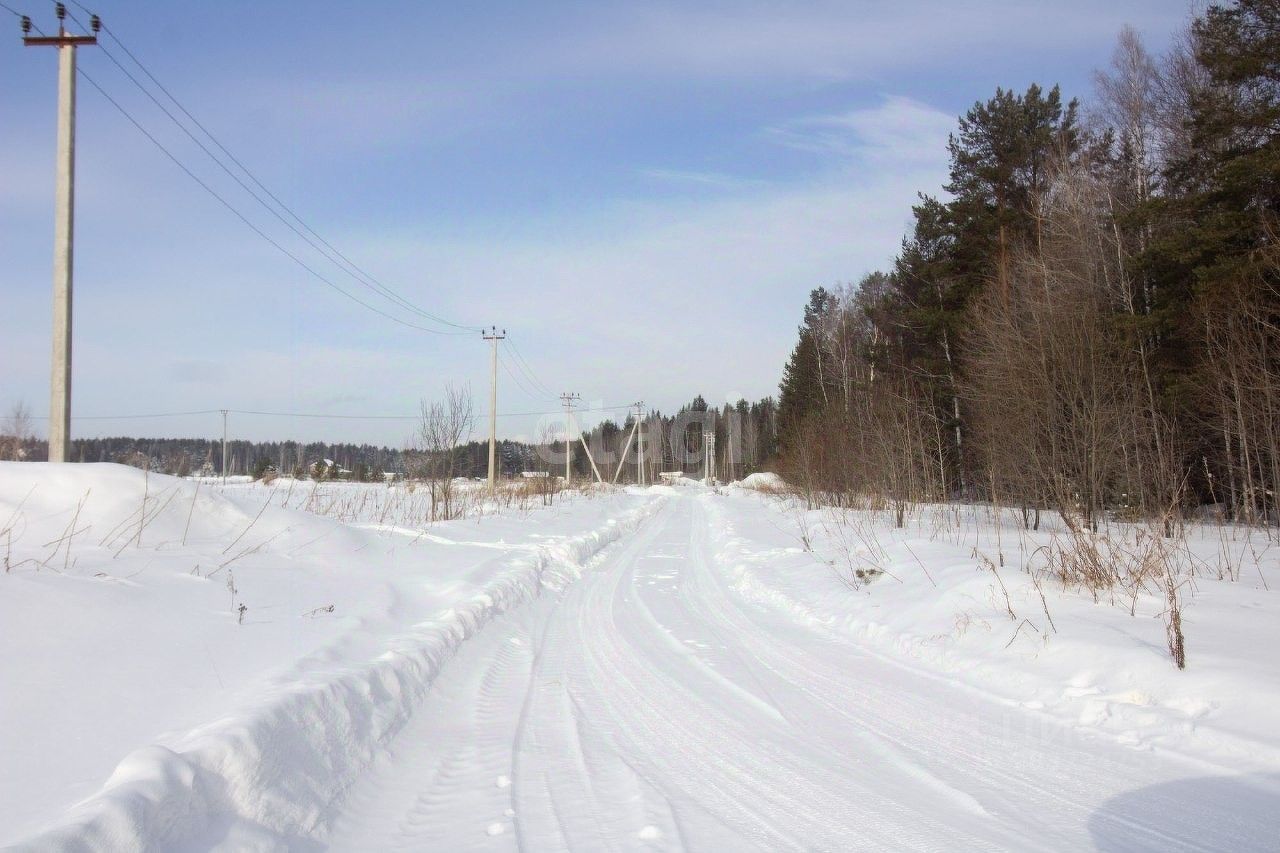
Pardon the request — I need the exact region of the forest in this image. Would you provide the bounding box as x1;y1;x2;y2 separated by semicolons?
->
775;0;1279;529
0;395;779;482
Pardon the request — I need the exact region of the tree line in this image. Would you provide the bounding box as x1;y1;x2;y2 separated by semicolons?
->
564;396;780;483
424;393;780;485
776;0;1279;529
0;395;782;483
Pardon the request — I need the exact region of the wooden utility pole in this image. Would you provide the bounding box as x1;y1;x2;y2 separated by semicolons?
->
482;327;506;490
24;6;99;462
560;393;580;485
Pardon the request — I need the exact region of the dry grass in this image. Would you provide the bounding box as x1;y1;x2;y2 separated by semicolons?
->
1029;523;1191;668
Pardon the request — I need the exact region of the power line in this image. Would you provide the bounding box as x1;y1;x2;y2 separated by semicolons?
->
62;6;478;335
228;406;635;419
71;65;471;335
15;9;595;436
499;355;538;400
30;409;221;421
502;337;557;400
508;339;556;397
44;4;474;336
226;410;419;421
497;349;547;403
33;405;638;421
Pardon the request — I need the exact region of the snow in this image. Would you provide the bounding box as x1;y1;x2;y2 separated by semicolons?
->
0;464;658;849
718;494;1280;775
2;462;1278;850
189;475;255;485
733;471;786;491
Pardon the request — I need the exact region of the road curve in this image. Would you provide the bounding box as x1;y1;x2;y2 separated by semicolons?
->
325;490;1277;852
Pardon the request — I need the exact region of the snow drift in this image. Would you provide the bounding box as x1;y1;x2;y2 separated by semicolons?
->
0;463;661;850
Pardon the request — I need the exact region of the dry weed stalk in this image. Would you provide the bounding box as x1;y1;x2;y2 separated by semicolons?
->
182;478;201;546
1034;519;1193;667
978;550;1017;621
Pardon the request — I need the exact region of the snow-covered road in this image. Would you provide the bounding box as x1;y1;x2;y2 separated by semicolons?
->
4;465;1276;851
323;491;1275;851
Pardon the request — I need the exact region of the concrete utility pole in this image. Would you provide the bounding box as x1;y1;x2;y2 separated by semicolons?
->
726;430;733;484
634;401;646;487
23;7;99;462
221;409;229;486
560;393;580;485
482;326;506;490
711;432;717;482
704;430;716;484
610;416;639;485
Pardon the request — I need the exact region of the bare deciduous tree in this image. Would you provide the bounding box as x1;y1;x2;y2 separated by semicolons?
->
1199;263;1280;526
0;402;33;462
966;150;1182;531
406;384;475;521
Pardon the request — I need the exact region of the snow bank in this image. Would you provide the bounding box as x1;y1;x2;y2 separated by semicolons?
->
0;463;662;850
701;490;1280;777
732;472;786;492
188;475;256;485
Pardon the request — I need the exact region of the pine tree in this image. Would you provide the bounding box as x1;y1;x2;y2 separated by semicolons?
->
1181;0;1278;286
943;84;1081;300
1139;0;1280;399
778;288;834;449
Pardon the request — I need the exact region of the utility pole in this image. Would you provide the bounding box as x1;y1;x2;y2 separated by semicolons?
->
560;393;580;485
221;409;229;486
726;430;733;483
23;6;99;462
634;401;646;487
704;430;716;484
482;326;506;490
711;432;717;482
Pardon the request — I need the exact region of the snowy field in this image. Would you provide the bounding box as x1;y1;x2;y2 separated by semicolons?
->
2;462;1278;850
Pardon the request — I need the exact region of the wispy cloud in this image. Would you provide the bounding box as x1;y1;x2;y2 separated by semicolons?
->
4;94;954;445
766;96;956;166
638;169;772;190
0;0;1186;444
537;1;1184;82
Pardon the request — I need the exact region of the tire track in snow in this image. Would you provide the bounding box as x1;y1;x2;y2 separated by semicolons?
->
565;497;998;850
511;501;680;851
331;497;674;852
692;493;1277;851
327;604;537;850
323;489;1276;851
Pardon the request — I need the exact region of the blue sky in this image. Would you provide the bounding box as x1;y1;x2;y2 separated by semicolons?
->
0;0;1188;446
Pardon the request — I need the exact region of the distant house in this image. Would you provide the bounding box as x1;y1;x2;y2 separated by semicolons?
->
311;458;353;480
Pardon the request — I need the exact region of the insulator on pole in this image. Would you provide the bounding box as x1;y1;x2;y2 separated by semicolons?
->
55;3;66;20
91;14;101;32
21;14;31;33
